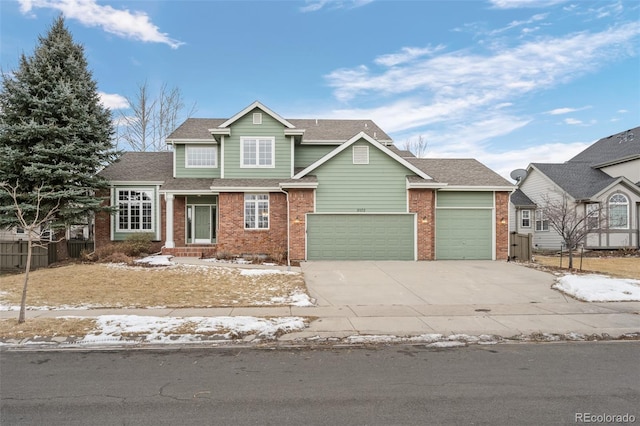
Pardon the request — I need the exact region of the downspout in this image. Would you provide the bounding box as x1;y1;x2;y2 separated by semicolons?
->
278;188;291;271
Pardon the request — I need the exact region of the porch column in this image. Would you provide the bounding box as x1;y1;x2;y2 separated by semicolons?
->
165;194;175;248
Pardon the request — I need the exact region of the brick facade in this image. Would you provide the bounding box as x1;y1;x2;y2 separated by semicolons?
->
408;189;436;260
216;192;288;258
288;189;315;261
495;191;510;261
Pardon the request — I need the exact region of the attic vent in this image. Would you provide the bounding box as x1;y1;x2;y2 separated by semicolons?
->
253;113;262;125
353;145;369;165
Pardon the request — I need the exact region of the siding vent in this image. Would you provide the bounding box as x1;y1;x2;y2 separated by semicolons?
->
353;146;369;164
253;113;262;125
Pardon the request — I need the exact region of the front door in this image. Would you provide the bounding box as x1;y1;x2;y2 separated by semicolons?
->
194;206;210;243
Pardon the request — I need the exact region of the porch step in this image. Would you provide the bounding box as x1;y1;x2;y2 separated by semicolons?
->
162;246;217;258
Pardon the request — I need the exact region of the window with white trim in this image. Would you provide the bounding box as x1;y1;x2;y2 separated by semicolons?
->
253;113;262;125
535;210;549;231
244;194;269;229
586;203;600;230
186;145;217;168
353;145;369;164
521;209;531;228
241;137;274;167
609;193;628;229
117;189;154;231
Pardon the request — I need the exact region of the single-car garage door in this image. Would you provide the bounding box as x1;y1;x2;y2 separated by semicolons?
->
307;214;415;260
435;192;494;260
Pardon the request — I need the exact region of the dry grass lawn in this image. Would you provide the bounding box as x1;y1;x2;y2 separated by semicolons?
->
534;255;640;280
0;262;307;309
0;318;96;339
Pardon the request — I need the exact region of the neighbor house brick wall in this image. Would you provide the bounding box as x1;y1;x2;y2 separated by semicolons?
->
495;191;510;261
94;189;112;250
217;192;287;258
289;189;315;261
409;189;435;260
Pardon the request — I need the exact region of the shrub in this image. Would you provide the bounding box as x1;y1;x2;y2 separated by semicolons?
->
121;233;154;257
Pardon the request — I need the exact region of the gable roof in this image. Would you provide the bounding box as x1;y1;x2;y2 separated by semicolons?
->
293;132;432;180
530;162;617;200
408;158;513;189
219;101;295;129
569;126;639;166
510;188;536;207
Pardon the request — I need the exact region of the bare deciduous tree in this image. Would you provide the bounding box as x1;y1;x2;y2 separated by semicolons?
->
539;191;606;269
118;81;197;152
403;135;428;158
0;182;62;323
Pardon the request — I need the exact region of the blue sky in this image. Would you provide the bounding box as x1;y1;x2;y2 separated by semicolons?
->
1;0;639;179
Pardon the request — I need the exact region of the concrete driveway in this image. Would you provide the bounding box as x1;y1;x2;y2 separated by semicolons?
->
301;260;567;307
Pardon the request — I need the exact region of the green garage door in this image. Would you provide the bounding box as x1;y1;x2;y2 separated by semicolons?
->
436;209;492;260
307;214;415;260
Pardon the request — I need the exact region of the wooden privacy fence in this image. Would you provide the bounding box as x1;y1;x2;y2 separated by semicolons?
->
0;241;57;271
67;240;94;258
509;232;532;261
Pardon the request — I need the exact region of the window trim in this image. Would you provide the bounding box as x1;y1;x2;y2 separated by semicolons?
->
253;112;262;125
586;203;600;230
608;193;629;229
240;137;275;168
244;193;269;230
520;209;531;228
115;188;155;233
185;145;217;168
535;209;549;232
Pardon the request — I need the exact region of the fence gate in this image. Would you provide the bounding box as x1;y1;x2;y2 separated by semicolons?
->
509;232;532;261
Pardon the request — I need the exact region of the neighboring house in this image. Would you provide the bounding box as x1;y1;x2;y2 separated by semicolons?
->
511;126;640;250
96;101;513;261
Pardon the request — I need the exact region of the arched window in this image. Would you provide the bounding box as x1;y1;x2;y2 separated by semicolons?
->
608;194;628;229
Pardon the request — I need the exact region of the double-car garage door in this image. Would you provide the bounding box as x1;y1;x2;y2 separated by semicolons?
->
307;214;415;260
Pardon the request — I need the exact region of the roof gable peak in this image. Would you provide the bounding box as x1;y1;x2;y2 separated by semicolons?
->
219;101;295;129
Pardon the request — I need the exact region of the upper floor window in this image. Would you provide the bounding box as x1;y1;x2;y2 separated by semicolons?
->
186;146;217;168
535;210;549;232
241;137;274;168
253;113;262;125
520;209;531;228
353;145;369;164
117;189;153;232
609;193;629;229
244;194;269;229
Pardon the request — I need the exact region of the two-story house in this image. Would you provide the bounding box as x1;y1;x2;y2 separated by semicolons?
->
96;101;513;262
510;126;640;250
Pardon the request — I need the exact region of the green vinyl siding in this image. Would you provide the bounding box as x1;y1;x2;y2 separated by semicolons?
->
437;191;493;208
223;108;292;178
174;144;221;178
294;145;336;169
307;214;415;260
314;140;410;213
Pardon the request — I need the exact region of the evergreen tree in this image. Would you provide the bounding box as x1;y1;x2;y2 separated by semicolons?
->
0;15;116;231
0;16;116;323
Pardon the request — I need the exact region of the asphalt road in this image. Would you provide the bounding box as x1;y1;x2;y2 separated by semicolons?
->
1;342;639;425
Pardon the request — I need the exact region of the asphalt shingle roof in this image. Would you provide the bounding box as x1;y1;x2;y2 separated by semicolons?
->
531;162;617;200
408;158;513;187
510;188;536;207
167;118;392;142
98;152;173;181
569;126;640;166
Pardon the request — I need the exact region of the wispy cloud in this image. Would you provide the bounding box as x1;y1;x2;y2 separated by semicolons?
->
300;0;373;13
489;0;569;9
545;106;591;115
99;92;129;110
325;22;640;133
18;0;183;49
374;45;446;67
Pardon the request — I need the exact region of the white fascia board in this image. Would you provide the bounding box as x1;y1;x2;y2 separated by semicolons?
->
209;128;231;136
210;186;282;192
406;180;448;189
284;129;305;136
279;182;318;189
591;177;640;200
219;101;295;129
293;132;432;180
437;185;516;192
167;138;217;144
160;190;215;195
593;154;640;169
110;181;164;186
526;164;566;193
300;140;343;145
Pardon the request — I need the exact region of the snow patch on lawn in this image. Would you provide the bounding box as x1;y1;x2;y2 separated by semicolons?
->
240;269;299;276
134;255;174;266
264;290;314;307
78;315;307;344
553;274;640;302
